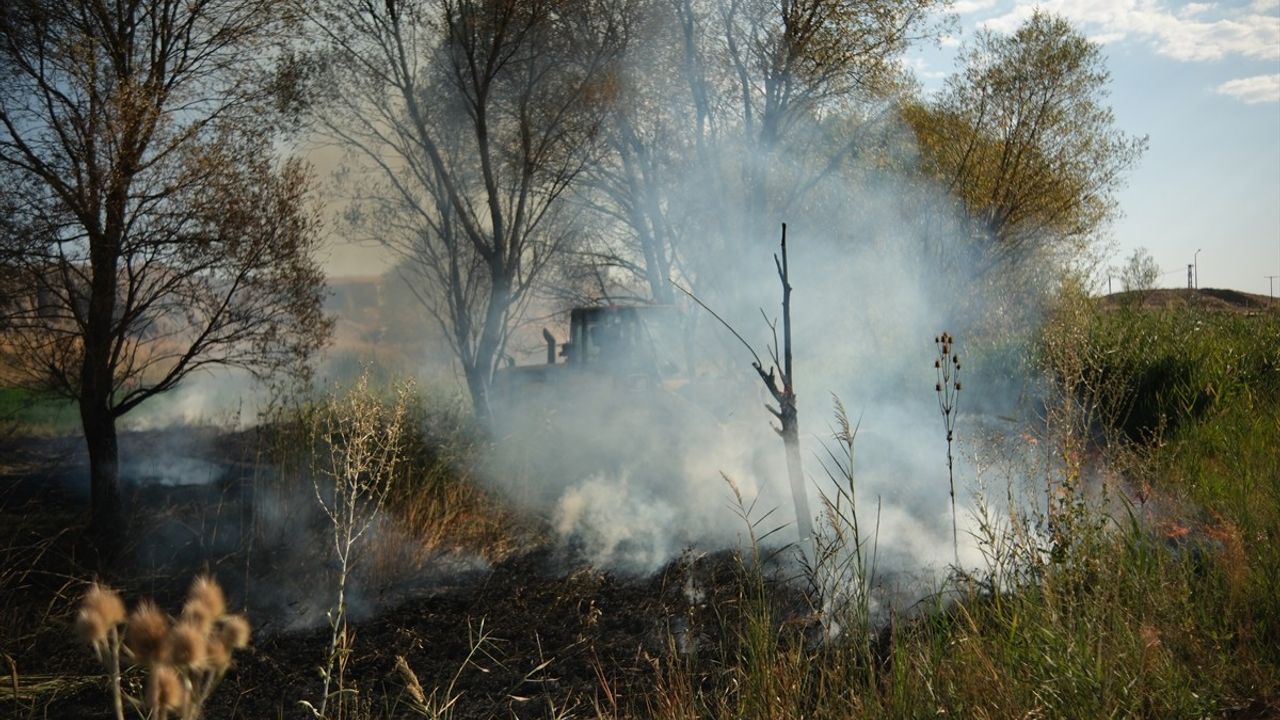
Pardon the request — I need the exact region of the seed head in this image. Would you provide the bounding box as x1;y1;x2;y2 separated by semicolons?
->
935;383;942;392
75;607;110;646
146;665;185;711
169;621;208;669
181;599;214;633
125;600;171;665
82;584;126;627
206;636;232;670
217;614;251;650
396;656;426;706
188;575;226;619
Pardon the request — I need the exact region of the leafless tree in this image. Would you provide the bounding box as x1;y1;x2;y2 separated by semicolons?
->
0;1;330;540
307;0;621;421
579;0;943;303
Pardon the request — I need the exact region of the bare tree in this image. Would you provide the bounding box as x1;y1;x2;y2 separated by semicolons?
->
0;1;330;540
308;0;620;421
578;0;942;303
716;0;939;220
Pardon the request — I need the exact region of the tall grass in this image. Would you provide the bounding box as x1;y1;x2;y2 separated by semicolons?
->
629;297;1279;719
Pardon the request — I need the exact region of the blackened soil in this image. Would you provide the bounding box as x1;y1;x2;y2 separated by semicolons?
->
0;429;782;719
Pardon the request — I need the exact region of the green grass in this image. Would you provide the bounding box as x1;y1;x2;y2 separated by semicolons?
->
627;301;1280;719
1082;306;1280;442
0;387;80;435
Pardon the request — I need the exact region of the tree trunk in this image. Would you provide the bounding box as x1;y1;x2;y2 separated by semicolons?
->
83;208;123;549
82;398;122;546
774;226;813;557
464;362;493;427
470;273;513;426
779;406;813;555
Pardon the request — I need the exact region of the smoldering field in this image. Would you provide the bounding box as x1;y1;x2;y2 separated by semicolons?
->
480;157;1048;581
116;148;1050;626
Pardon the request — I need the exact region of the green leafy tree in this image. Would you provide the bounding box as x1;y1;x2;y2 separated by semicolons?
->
0;1;330;541
904;11;1146;268
1120;246;1160;293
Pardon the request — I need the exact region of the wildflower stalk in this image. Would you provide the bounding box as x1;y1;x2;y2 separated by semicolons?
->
935;332;962;567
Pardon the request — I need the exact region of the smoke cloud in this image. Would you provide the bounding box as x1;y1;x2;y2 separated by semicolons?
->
482;111;1048;590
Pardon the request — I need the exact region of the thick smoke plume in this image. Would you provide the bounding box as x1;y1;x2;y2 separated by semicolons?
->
483;114;1047;584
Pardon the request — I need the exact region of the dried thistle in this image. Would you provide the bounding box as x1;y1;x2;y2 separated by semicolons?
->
146;664;185;712
217;614;251;650
934;331;963;566
83;584;126;627
181;599;214;634
206;636;232;671
75;607;111;646
170;622;208;669
125;601;171;665
188;575;227;619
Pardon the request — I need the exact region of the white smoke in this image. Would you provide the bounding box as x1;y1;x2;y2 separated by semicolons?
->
480;111;1048;590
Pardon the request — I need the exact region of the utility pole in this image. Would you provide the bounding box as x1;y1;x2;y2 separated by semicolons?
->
1187;264;1193;290
1267;275;1278;303
1194;248;1202;290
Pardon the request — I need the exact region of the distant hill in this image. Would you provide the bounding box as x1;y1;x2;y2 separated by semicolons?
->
1100;288;1279;314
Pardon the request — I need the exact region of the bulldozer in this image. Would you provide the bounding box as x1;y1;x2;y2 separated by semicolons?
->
492;304;690;399
487;304;755;508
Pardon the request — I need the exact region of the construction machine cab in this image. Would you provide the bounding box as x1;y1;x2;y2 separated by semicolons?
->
490;304;691;426
555;305;684;380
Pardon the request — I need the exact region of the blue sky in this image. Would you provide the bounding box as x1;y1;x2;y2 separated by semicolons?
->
909;0;1280;295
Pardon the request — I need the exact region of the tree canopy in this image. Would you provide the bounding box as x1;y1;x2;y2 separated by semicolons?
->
0;0;330;537
904;11;1147;267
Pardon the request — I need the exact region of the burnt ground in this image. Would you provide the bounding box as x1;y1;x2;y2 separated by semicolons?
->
0;428;790;719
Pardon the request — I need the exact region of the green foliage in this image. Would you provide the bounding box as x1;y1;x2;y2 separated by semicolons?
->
1082;307;1280;442
0;387;80;434
904;11;1147;262
637;302;1279;719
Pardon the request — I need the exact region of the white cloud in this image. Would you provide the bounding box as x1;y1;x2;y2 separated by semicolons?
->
906;56;948;80
1216;74;1280;103
952;0;999;12
983;0;1280;61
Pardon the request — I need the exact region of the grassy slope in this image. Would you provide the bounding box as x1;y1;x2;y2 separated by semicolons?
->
7;298;1277;719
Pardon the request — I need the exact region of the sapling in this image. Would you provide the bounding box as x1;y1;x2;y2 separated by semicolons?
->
303;374;411;720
